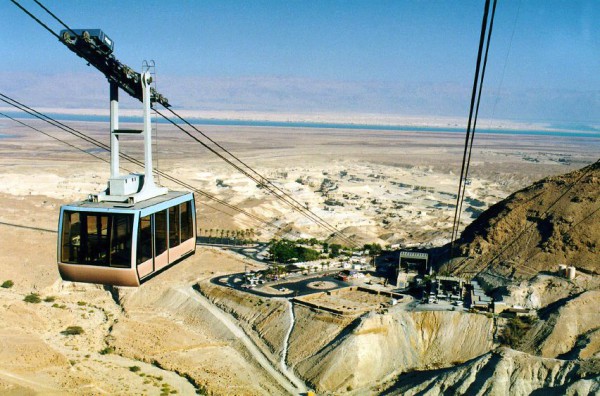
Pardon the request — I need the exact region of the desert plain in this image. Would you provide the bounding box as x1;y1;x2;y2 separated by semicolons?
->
0;117;598;394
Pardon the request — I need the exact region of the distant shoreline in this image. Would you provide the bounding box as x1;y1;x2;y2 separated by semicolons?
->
1;109;599;139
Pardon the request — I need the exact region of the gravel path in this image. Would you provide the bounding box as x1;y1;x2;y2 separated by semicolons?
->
179;287;307;395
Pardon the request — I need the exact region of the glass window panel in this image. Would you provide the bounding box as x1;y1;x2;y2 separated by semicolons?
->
61;211;81;263
180;201;193;242
61;211;133;267
85;214;109;265
109;214;133;268
169;205;180;248
137;215;153;265
155;210;168;256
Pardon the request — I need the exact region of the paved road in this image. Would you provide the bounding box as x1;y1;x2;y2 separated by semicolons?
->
212;274;350;298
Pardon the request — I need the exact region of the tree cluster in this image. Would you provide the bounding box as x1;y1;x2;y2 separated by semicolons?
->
268;239;320;263
363;243;383;256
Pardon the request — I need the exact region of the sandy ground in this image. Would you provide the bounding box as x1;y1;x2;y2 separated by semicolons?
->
0;118;598;393
298;287;392;315
1;118;596;245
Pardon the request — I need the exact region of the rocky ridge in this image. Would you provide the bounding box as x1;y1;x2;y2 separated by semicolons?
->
448;161;599;280
385;347;600;395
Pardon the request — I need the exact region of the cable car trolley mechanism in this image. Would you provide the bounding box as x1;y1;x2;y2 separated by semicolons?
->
57;66;196;287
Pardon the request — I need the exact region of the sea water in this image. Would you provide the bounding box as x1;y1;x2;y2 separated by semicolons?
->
2;110;599;139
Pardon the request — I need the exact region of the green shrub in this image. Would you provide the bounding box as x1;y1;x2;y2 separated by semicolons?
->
44;296;56;303
129;365;141;372
77;301;87;306
1;280;14;288
499;316;537;347
99;346;114;355
61;326;85;336
24;293;41;304
196;385;209;395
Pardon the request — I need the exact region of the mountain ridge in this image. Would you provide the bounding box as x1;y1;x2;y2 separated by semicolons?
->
446;160;599;280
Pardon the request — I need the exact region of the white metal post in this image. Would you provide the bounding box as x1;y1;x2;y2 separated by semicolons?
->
110;82;119;178
141;72;154;185
95;72;166;204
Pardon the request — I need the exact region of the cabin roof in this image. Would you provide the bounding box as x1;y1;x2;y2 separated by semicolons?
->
61;191;192;212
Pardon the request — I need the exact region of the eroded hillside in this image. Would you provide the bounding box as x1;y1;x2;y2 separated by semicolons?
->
385;347;600;395
448;161;599;280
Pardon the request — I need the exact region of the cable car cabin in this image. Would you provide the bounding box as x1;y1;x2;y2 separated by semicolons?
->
58;191;196;287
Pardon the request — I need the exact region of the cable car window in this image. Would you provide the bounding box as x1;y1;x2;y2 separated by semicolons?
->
61;211;133;267
180;201;193;242
155;209;168;256
86;214;109;265
110;214;133;268
169;205;180;248
137;215;152;265
61;212;81;263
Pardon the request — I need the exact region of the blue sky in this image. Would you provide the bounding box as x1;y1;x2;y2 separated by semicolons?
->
1;0;598;126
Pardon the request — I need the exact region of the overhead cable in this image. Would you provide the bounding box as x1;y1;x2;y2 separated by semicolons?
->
450;0;495;254
0;93;277;231
455;0;498;243
13;0;358;246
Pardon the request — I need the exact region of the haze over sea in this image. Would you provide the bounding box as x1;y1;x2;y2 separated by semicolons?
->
2;111;599;139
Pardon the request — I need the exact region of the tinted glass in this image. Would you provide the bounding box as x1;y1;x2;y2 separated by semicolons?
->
61;211;133;267
85;214;109;265
180;201;193;242
169;205;180;248
137;215;152;265
61;212;81;263
155;209;168;256
110;214;133;267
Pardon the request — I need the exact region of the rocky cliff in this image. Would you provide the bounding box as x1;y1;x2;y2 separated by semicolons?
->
448;161;599;279
292;309;495;393
520;290;600;360
386;347;600;395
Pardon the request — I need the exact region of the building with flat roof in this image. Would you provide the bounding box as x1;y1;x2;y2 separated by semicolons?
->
396;251;429;288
